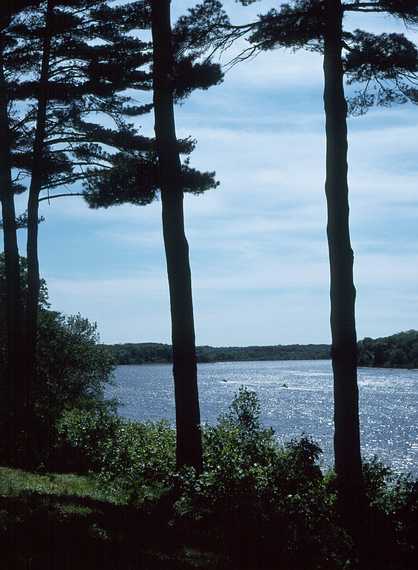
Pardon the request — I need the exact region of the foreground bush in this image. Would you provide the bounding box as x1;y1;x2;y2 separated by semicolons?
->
361;458;418;570
170;388;352;569
55;387;418;570
57;389;351;568
56;408;176;495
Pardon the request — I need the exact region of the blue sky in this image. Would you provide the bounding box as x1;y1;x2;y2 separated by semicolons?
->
12;0;418;345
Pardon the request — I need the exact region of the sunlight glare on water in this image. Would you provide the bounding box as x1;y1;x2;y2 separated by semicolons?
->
107;360;418;475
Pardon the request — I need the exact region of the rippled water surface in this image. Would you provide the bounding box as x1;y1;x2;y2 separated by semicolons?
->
107;360;418;475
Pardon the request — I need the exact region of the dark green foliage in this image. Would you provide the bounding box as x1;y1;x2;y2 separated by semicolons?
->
84;153;219;209
231;1;418;113
84;154;158;208
174;0;229;56
168;389;347;569
379;0;418;23
0;257;115;465
0;0;157;208
345;31;418;114
36;311;115;420
361;458;418;570
56;388;351;568
248;2;325;51
0;308;115;465
1;389;417;569
83;0;223;211
54;408;121;473
197;343;331;363
107;342;331;364
174;58;223;100
0;257;113;413
358;330;418;368
106;342;173;364
57;409;175;491
345;31;418;81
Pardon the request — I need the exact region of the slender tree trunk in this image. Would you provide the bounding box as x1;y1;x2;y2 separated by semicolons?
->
25;0;53;446
151;0;203;472
323;0;364;535
0;48;23;463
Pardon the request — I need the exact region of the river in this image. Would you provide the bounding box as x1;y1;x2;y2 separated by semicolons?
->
106;360;418;475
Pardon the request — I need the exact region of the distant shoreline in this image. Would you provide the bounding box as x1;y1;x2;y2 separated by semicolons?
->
104;342;331;365
115;357;333;366
113;360;417;371
105;330;418;369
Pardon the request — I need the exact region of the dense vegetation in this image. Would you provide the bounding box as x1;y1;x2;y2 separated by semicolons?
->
1;389;417;570
0;256;115;466
1;266;417;568
107;332;418;369
358;330;418;369
106;342;332;365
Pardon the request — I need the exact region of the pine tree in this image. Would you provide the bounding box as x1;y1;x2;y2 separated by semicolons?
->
0;0;156;463
85;0;223;471
227;0;418;541
0;0;43;464
151;0;201;472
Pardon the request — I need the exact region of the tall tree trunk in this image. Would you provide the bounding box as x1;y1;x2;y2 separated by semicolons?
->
151;0;203;472
25;0;53;447
0;48;23;463
323;0;364;535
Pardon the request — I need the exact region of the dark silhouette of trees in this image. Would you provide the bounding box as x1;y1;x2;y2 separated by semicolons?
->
25;0;54;442
222;0;418;541
0;0;42;464
0;0;156;463
358;330;418;368
85;0;222;471
323;0;363;537
105;342;331;365
151;0;203;472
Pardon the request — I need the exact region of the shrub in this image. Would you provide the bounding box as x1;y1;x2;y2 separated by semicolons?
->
56;408;176;497
53;387;417;569
54;407;121;472
36;311;115;423
26;311;115;467
98;418;176;494
362;458;418;570
0;256;115;466
171;387;352;569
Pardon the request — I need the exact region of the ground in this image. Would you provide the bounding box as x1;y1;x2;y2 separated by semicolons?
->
0;467;227;570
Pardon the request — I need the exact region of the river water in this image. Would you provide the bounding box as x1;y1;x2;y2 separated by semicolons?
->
106;360;418;475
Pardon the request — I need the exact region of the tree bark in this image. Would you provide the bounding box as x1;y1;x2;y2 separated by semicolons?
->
25;0;53;437
0;47;23;463
323;0;364;535
151;0;203;472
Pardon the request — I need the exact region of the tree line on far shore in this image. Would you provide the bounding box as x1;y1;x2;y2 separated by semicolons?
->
106;331;418;369
358;330;418;369
106;342;331;364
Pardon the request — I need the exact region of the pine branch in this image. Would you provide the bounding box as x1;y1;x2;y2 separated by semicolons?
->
38;192;83;203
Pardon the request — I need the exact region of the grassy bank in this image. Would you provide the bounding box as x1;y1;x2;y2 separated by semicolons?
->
0;467;225;570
